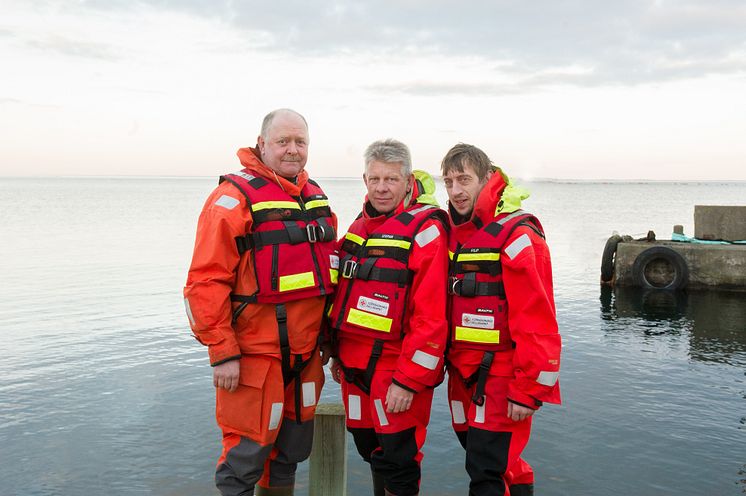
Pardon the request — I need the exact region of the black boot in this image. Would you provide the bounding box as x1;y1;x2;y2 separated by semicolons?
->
372;469;385;496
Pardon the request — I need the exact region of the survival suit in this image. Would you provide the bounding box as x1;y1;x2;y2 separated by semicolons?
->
331;170;449;496
183;146;337;495
446;167;561;496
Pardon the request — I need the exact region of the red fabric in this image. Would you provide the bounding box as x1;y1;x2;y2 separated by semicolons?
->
448;367;534;489
335;191;449;392
447;172;561;407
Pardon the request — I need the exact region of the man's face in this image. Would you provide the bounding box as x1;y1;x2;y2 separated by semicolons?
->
364;160;411;214
443;163;491;217
258;113;309;179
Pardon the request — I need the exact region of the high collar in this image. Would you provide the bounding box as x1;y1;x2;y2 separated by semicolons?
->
449;168;508;244
236;146;308;196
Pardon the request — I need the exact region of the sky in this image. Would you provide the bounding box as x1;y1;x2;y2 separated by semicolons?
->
2;0;746;181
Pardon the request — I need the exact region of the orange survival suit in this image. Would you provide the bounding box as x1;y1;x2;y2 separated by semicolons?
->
183;147;337;495
446;169;561;496
331;174;449;496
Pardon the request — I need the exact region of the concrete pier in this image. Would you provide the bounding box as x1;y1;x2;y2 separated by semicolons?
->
613;240;746;290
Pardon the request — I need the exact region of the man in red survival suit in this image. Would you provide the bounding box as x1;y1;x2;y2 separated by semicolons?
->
441;143;561;496
329;139;449;496
184;109;338;496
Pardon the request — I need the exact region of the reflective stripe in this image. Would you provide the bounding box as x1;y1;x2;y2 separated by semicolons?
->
456;252;500;262
235;171;257;181
346;308;392;333
329;268;338;284
252;201;301;211
345;232;365;245
450;400;466;425
348;394;362;420
366;238;412;250
537;371;559;387
215;194;240;210
498;210;526;225
505;233;531;260
474;402;485;424
305;199;329;210
454;326;500;344
279;271;315;292
269;402;283;430
302;382;316;407
414;224;440;248
448;250;454;260
411;350;439;370
184;298;196;326
374;398;389;426
408;204;436;216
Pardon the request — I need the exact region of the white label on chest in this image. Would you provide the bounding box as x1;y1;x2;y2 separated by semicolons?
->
357;296;390;316
461;313;495;329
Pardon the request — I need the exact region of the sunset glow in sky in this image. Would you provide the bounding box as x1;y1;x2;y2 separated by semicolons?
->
2;1;746;180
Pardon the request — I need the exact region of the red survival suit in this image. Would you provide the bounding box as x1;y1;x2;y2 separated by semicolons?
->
446;169;561;496
330;175;449;496
184;147;338;496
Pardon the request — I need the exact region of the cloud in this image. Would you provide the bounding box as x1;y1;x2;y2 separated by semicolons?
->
25;35;120;61
61;0;746;87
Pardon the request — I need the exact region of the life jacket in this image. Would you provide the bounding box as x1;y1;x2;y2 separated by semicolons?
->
220;169;338;310
449;209;544;353
330;203;448;341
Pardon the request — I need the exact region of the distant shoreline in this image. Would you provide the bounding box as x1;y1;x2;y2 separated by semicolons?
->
2;176;745;185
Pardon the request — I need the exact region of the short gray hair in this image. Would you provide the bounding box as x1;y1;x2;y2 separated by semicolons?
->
260;108;308;139
363;139;412;176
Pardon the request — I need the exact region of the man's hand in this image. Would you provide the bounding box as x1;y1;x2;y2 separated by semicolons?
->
330;358;342;384
320;343;333;366
213;360;240;392
386;383;414;413
507;401;535;422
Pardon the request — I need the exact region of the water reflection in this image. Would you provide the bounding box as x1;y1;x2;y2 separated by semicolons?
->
600;286;746;365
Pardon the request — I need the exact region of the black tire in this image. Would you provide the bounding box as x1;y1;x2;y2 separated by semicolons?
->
600;235;622;283
632;246;689;290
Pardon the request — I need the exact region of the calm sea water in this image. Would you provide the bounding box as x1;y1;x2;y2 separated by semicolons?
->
0;177;744;496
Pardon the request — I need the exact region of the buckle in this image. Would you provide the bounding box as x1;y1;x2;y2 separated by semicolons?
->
449;276;462;295
306;224;318;243
342;259;358;279
316;223;327;241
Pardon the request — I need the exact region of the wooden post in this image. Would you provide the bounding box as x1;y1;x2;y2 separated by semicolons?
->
309;403;347;496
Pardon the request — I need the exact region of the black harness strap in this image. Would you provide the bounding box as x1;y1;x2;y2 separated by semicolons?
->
230;294;258;324
341;339;384;395
465;351;495;406
275;303;316;424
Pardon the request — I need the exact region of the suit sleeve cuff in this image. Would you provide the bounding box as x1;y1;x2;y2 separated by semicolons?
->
208;341;242;367
507;387;543;410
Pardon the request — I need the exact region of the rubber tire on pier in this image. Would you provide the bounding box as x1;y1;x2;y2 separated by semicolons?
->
632;246;689;290
600;235;622;283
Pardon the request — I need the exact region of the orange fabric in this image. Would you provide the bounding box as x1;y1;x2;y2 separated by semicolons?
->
184;147;338;365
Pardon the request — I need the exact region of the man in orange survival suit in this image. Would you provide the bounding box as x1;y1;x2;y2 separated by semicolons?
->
441;143;561;496
184;109;338;496
329;139;449;496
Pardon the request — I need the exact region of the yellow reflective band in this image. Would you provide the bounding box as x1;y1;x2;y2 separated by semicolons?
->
305;199;329;210
366;238;411;250
345;232;365;246
456;252;500;262
329;268;338;285
454;326;500;344
449;250;454;260
253;201;301;211
279;271;315;292
347;308;392;333
326;303;333;317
